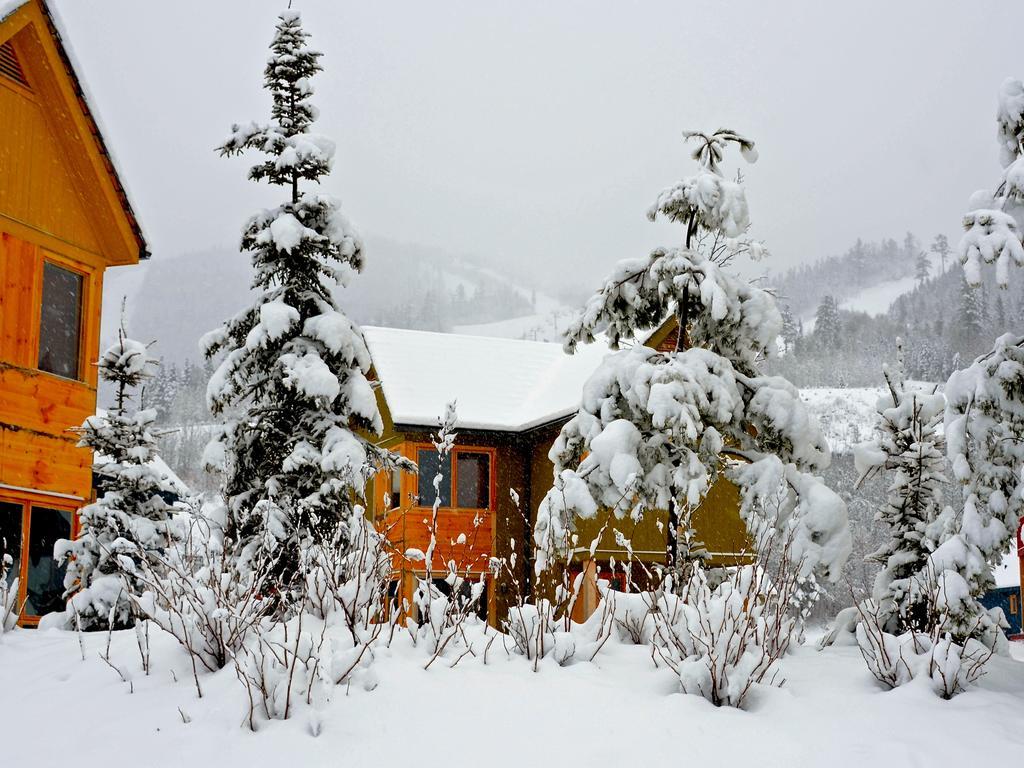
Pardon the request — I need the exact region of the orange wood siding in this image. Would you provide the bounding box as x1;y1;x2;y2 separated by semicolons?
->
0;426;91;500
382;509;494;574
378;442;497;575
0;69;103;256
0;365;95;436
0;11;141;265
0;232;100;499
0;231;39;367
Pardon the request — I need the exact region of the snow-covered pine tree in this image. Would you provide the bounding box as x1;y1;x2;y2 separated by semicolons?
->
936;333;1024;649
534;129;851;591
960;78;1024;287
853;353;947;634
779;302;799;354
926;75;1024;650
915;251;931;286
930;234;951;275
202;10;408;589
955;274;984;354
814;295;841;350
54;331;177;630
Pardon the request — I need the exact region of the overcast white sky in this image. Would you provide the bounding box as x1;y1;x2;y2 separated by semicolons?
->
55;0;1024;287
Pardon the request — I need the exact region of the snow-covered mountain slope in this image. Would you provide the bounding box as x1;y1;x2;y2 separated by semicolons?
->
802;252;941;332
100;237;567;362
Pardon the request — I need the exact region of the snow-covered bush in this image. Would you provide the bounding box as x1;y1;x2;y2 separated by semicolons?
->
233;509;394;730
233;611;345;733
202;9;409;594
1;554;19;634
53;331;178;631
302;508;392;642
134;500;271;693
855;575;993;699
407;405;491;667
646;562;796;708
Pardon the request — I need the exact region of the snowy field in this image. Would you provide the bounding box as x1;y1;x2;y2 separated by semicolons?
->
1;626;1021;768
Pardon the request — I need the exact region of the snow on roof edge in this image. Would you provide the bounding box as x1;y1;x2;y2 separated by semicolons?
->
0;1;27;22
363;326;607;433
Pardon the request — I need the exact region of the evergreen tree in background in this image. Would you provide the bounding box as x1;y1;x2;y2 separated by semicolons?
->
55;331;177;630
914;251;931;286
930;233;951;275
853;355;947;635
814;295;841;350
955;275;984;354
203;11;407;587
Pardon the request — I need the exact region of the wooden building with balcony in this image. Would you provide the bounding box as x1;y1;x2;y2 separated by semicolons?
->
0;0;147;624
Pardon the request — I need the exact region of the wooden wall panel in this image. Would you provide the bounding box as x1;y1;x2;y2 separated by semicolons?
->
0;232;39;367
0;82;102;256
0;365;94;437
0;426;90;499
382;509;494;574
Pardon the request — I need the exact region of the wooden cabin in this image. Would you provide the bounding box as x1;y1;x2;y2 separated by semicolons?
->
0;0;147;624
362;319;751;625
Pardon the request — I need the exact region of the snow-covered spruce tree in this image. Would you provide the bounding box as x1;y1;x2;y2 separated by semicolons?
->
960;78;1024;287
53;331;177;630
931;233;951;275
915;251;931;286
203;10;407;592
937;335;1024;649
852;354;948;635
535;128;851;603
925;75;1024;650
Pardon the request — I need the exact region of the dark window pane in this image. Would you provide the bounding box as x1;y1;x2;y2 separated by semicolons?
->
416;449;451;508
24;507;71;617
0;501;22;589
38;261;83;379
456;452;491;509
389;471;401;509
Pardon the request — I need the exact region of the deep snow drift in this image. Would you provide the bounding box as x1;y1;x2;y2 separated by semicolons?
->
1;626;1021;767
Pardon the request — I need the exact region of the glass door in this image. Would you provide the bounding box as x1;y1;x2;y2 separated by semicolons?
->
23;506;72;618
1;501;22;590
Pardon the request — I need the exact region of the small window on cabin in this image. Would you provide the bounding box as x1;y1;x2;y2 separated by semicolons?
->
1011;594;1019;615
38;261;84;380
416;449;451;508
24;507;71;617
456;452;491;509
0;501;22;589
389;470;402;509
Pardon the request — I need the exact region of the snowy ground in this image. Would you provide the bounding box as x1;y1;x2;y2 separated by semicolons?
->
1;626;1021;767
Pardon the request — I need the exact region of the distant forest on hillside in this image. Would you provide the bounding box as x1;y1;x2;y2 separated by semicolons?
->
767;234;1024;386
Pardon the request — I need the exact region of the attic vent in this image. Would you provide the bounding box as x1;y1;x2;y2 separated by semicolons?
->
0;40;30;89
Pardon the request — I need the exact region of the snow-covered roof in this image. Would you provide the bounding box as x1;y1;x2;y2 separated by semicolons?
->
995;550;1021;589
1;0;149;258
362;327;611;432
